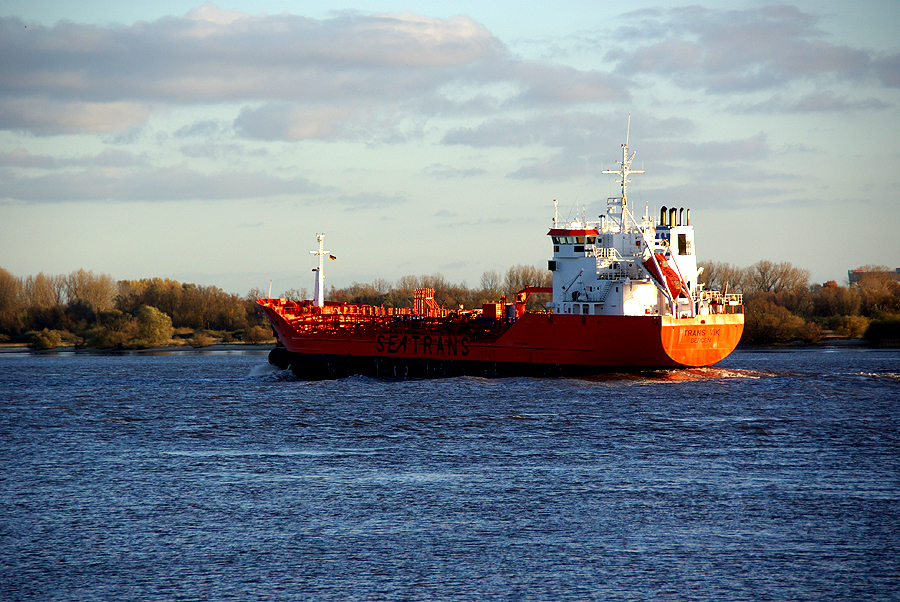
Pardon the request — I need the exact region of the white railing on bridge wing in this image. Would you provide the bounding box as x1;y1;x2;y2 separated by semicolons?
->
704;291;743;304
591;247;623;259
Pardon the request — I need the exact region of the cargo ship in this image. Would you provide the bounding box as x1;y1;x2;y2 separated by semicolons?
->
258;129;744;379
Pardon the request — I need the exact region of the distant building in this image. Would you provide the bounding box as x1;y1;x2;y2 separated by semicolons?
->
848;268;900;286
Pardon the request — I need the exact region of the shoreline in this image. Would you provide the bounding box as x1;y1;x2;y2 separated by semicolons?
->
0;342;274;355
0;338;876;356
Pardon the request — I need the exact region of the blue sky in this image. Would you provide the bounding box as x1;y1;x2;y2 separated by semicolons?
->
1;1;898;296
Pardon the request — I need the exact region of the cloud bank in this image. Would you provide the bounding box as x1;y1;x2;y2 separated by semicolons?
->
0;3;895;205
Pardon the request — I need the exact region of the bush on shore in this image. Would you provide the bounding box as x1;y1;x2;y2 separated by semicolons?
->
28;328;62;350
189;332;215;348
864;316;900;347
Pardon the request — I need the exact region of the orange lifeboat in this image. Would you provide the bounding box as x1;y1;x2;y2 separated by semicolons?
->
643;252;687;299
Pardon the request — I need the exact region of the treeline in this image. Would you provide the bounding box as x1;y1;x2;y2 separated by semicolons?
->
327;265;552;311
698;260;900;345
2;261;898;350
0;264;550;350
0;268;275;350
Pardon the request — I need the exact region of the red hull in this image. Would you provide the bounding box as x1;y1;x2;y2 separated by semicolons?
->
257;299;743;378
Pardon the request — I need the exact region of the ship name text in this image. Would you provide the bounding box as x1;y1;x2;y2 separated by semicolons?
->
376;334;470;356
684;327;721;344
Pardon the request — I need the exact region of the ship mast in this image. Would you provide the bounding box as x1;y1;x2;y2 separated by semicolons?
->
602;114;643;231
310;233;328;307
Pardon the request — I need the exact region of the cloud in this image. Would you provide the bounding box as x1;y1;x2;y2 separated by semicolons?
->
332;191;408;211
174;119;228;138
874;52;900;88
0;148;150;169
443;118;537;148
0;162;322;203
442;112;695;149
0;5;633;140
235;103;364;141
0;7;505;135
647;133;771;164
0;148;58;169
729;92;890;114
423;164;486;179
178;142;250;159
1;3;892;202
0;98;150;135
508;133;771;181
504;63;631;105
606;5;877;93
507;150;596;181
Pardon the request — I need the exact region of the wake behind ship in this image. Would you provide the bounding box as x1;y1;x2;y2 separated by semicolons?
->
258;129;744;379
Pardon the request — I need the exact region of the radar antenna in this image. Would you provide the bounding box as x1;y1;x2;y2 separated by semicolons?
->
602;113;644;230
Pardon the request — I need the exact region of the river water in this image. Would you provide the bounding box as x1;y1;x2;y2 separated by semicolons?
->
1;347;898;601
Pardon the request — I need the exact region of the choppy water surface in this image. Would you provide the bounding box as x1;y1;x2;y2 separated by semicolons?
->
1;348;898;601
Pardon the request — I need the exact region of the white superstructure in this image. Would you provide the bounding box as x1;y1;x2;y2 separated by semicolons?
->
546;123;708;319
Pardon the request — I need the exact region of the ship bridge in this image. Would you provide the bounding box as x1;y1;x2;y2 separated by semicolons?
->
546;206;704;318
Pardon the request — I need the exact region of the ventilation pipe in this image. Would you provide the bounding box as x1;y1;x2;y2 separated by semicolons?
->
669;207;677;227
686;209;690;226
660;206;668;226
678;208;684;226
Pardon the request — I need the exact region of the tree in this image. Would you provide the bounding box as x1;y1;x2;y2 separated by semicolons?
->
246;287;266;301
813;283;860;317
697;261;746;293
178;283;247;330
280;288;306;300
503;265;551;309
506;265;551;293
24;272;64;309
329;282;384;305
742;298;805;344
245;325;273;344
0;267;23;333
829;315;870;338
134;305;174;347
745;260;809;293
372;279;391;298
480;270;501;294
86;310;138;348
66;269;117;311
856;273;900;317
385;275;419;308
864;317;900;346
